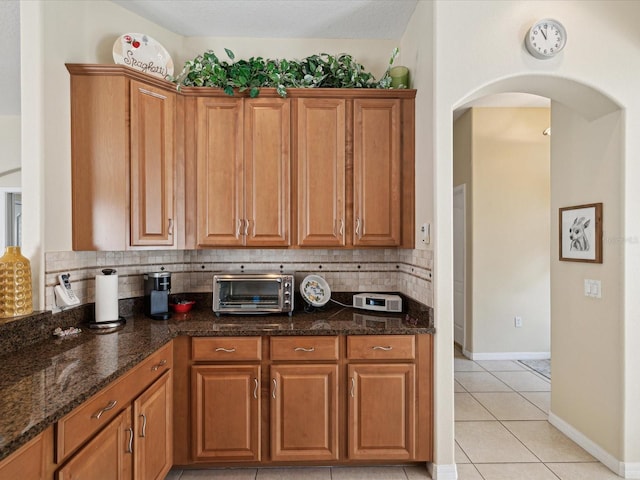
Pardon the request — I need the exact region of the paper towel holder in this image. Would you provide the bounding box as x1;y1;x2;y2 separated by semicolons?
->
89;268;126;330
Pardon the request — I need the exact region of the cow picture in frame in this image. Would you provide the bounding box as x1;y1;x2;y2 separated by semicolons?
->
559;203;603;263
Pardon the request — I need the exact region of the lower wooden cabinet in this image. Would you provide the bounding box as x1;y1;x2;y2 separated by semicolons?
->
0;427;52;480
57;407;133;480
134;371;173;480
191;364;261;462
348;363;415;460
270;364;339;461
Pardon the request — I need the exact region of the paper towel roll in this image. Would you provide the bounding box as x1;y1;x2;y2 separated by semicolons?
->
95;273;119;322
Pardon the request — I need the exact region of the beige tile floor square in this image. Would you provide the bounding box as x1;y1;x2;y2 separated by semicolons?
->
502;420;596;462
331;466;410;480
256;467;331;479
491;370;551;392
455;464;483;479
179;469;259;480
454;357;486;372
547;462;623;479
455;420;538;463
471;392;547;420
455;392;495;420
475;360;526;371
455;441;471;463
520;391;551;413
454;371;512;392
454;380;466;392
475;462;559;479
403;465;431;480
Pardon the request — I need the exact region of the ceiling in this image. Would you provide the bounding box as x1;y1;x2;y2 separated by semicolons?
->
112;0;419;39
1;0;548;117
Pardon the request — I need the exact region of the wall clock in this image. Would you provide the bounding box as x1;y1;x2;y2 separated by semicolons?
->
525;18;567;59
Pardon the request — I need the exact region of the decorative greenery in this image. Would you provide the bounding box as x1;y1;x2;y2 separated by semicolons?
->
172;47;400;98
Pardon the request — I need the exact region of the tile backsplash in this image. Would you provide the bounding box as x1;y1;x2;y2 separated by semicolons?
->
44;249;433;312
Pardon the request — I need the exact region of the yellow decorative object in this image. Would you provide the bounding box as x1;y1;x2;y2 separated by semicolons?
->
0;246;33;317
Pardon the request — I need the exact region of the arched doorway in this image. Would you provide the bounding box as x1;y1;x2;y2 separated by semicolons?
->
443;75;624;476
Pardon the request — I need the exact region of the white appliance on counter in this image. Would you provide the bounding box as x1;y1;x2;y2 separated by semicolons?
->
353;293;403;313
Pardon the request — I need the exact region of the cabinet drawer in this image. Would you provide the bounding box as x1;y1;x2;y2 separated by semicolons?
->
56;342;173;462
271;336;339;361
347;335;415;360
192;337;262;361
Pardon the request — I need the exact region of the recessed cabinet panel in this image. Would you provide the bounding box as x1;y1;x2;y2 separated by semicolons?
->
244;99;291;246
353;99;402;246
271;364;339;461
192;365;261;461
297;98;346;246
348;363;415;460
130;81;176;246
196;97;244;246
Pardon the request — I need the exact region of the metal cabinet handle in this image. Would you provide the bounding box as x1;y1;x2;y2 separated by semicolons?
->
244;219;250;236
151;359;167;371
294;347;315;352
92;400;117;419
272;378;277;399
372;346;393;351
253;378;259;399
236;218;242;237
126;427;134;453
215;347;236;353
168;218;174;235
339;218;344;237
355;217;361;237
350;377;355;398
139;413;147;438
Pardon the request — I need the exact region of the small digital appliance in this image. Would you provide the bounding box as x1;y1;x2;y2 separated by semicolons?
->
352;293;403;313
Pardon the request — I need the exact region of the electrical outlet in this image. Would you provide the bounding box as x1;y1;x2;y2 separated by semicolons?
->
514;316;523;328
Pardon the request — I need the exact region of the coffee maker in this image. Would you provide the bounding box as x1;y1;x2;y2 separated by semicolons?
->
144;272;171;320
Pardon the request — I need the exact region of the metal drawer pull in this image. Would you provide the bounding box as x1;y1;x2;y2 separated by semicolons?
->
215;347;236;353
272;378;277;399
126;427;134;453
372;346;393;351
92;400;117;419
294;347;315;352
253;378;259;399
168;218;174;235
140;413;147;438
151;359;167;371
350;377;355;398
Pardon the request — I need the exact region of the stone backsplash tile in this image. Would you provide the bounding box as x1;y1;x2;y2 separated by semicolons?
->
44;249;433;311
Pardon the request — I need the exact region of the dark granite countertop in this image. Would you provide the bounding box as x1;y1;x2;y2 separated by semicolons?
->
0;295;433;462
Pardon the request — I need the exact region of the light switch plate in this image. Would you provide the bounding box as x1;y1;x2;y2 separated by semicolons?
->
584;279;602;298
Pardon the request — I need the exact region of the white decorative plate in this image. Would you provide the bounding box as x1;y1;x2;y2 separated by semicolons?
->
112;33;174;79
300;274;331;307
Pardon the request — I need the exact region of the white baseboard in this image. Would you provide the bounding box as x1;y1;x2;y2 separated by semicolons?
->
463;349;550;361
548;410;638;478
427;462;458;479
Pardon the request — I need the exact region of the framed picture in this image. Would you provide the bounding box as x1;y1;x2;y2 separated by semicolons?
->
559;203;603;263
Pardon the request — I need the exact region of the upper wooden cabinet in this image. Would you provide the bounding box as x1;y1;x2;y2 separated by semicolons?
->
296;98;346;247
68;65;415;250
195;97;290;247
353;99;402;246
67;65;179;251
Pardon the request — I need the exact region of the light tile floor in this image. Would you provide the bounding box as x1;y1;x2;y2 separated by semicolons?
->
453;346;623;479
165;348;622;479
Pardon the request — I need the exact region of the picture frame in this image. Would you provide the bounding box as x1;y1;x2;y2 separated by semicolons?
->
559;203;603;263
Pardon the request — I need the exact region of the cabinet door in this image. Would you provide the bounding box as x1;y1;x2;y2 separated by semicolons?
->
0;428;47;480
130;80;176;246
296;98;346;247
348;363;415;460
196;97;244;246
134;371;172;480
57;407;133;480
244;98;291;246
191;365;261;461
353;99;402;246
271;364;339;461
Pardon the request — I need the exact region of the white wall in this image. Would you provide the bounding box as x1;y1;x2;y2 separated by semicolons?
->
426;0;640;474
470;107;550;356
0;115;21;188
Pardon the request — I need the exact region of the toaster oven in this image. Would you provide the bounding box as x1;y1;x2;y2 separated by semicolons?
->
213;272;294;316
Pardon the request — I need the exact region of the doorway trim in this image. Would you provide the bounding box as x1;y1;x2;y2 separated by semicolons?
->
453;184;466;352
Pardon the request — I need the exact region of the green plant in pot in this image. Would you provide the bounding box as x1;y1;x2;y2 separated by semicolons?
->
174;47;400;98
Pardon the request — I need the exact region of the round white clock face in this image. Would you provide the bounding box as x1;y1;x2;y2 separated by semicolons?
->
526;19;567;59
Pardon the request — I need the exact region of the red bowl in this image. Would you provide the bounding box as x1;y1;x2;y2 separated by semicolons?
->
170;301;195;313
